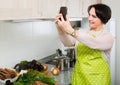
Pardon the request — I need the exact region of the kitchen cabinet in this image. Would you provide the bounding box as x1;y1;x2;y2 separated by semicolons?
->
38;0;63;19
38;0;82;19
65;0;82;18
39;0;83;19
0;0;101;20
81;0;102;17
38;0;101;19
0;0;38;20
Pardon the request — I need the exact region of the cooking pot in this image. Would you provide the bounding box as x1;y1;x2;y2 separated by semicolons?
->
64;48;76;67
54;56;70;71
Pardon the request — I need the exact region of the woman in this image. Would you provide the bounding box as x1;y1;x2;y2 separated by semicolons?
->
55;3;114;85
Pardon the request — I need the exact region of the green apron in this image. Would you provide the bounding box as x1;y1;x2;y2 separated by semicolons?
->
71;42;111;85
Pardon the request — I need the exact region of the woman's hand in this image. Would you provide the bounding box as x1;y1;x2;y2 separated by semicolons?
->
55;12;77;46
55;13;64;34
55;12;74;34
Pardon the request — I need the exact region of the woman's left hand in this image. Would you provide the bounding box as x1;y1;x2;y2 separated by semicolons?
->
55;14;74;34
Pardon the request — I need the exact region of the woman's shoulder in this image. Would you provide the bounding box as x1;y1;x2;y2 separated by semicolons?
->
103;30;115;39
103;30;113;35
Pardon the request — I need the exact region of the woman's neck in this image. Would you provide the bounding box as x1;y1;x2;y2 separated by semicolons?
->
90;25;104;31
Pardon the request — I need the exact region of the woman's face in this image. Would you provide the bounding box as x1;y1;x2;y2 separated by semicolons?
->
88;7;103;30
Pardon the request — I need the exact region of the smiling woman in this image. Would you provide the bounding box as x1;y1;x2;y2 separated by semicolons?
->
55;3;114;85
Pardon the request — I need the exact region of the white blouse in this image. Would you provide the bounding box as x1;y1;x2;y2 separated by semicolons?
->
59;28;114;63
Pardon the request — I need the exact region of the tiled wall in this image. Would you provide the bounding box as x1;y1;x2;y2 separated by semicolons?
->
0;20;62;68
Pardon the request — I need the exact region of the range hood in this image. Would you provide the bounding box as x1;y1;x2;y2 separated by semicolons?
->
69;17;82;21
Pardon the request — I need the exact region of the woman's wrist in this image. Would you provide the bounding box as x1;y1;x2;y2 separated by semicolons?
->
67;29;77;37
71;29;77;37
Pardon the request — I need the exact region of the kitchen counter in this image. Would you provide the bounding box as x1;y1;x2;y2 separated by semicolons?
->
0;64;72;85
46;64;72;85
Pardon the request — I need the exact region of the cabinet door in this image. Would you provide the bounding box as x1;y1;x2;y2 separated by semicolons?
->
0;0;38;20
81;0;92;17
66;0;82;18
39;0;63;19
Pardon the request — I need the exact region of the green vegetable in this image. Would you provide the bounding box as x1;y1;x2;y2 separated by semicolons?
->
13;82;24;85
13;69;36;85
13;69;55;85
20;60;28;65
37;72;55;85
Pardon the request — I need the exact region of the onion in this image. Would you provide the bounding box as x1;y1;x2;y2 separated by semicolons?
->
51;67;60;75
42;64;48;71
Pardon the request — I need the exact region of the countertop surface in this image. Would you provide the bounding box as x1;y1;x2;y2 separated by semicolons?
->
39;54;73;85
47;64;72;85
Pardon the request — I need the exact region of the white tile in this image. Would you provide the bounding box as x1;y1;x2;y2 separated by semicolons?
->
0;21;61;67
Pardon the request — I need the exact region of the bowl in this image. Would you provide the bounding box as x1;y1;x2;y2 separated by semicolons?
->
0;68;19;84
0;76;18;84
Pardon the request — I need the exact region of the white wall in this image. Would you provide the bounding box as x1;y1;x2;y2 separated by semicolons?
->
0;20;61;68
102;0;120;85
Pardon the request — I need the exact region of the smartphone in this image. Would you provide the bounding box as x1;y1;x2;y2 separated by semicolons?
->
59;6;67;21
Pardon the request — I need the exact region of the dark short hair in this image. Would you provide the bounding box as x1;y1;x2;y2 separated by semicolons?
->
88;3;112;24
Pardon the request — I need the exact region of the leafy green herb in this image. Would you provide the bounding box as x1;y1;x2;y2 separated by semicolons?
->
36;72;55;85
20;60;28;65
14;69;37;85
13;69;55;85
36;77;55;85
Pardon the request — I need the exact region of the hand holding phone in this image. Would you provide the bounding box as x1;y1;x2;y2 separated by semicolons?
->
59;6;67;21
